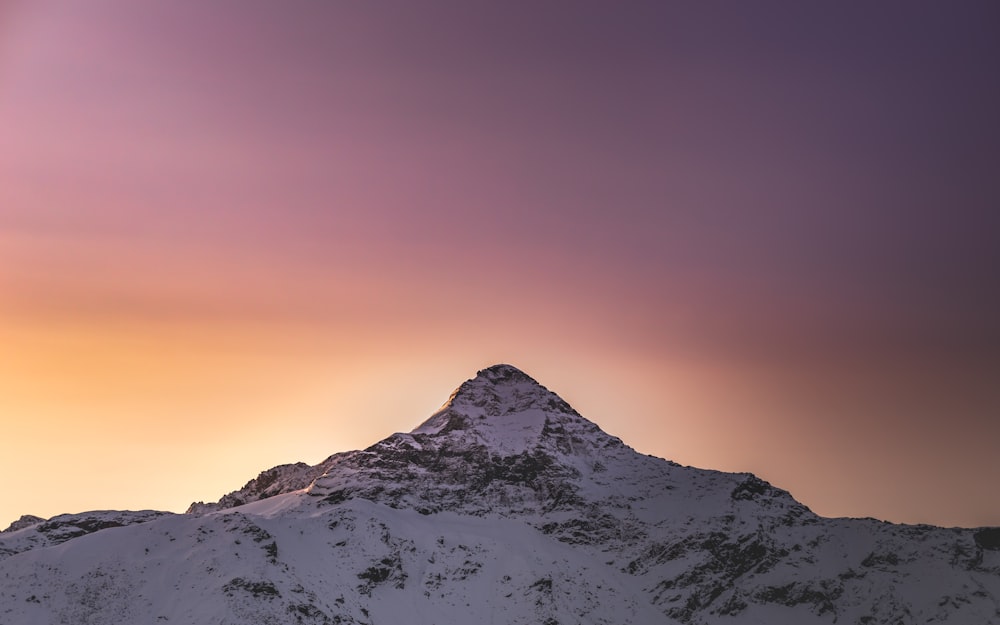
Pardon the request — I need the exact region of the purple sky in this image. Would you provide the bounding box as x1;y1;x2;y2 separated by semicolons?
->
1;1;998;527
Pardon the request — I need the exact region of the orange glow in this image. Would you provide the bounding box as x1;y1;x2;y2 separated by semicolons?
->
2;2;998;530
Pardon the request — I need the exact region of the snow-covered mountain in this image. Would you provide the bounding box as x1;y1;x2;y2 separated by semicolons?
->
2;364;998;624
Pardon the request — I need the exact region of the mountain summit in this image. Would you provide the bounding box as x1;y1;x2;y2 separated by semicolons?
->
412;363;587;449
411;363;621;455
2;364;999;624
306;364;628;515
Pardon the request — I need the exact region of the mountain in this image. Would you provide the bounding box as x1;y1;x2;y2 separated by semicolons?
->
2;364;998;624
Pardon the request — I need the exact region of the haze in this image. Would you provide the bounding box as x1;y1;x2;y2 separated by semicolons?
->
1;1;998;528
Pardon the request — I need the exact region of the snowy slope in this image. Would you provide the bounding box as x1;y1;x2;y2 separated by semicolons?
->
2;364;999;624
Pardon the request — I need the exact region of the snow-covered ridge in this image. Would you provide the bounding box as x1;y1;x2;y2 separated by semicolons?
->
2;363;999;624
304;364;635;515
189;364;629;515
0;510;175;560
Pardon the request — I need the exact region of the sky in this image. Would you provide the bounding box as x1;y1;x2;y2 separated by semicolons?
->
1;1;998;529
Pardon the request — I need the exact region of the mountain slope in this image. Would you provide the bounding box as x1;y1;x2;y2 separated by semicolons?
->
2;364;998;624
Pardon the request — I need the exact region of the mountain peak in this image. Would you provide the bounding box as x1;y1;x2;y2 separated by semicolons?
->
305;364;627;514
472;363;537;385
410;364;577;446
439;364;546;410
400;363;626;466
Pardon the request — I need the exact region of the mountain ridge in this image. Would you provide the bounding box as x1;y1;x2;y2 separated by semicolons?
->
2;364;998;624
189;363;631;516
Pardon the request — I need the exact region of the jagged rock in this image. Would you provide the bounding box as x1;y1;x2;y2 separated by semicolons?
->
2;515;44;533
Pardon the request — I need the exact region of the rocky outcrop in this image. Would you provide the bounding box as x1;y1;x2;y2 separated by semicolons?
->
2;515;43;533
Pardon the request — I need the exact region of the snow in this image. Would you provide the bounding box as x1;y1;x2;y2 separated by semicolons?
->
2;363;998;624
411;364;559;454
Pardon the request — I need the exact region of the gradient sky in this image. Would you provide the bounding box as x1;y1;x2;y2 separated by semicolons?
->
2;1;998;529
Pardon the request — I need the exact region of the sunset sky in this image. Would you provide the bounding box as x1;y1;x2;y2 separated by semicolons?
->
2;1;998;529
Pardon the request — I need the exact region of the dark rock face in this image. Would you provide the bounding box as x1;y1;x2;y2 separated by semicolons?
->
224;577;281;599
975;528;1000;551
730;476;775;501
187;461;337;515
35;511;176;543
38;517;126;540
318;439;585;516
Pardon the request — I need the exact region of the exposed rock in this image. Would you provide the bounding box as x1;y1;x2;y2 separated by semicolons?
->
2;514;44;533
